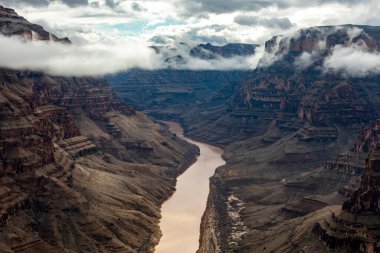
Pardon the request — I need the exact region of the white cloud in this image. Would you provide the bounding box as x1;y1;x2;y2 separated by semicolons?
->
0;35;159;76
177;46;264;70
0;35;264;76
324;43;380;77
1;0;380;76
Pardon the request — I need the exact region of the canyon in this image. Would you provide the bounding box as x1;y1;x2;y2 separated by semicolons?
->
2;2;380;253
110;25;380;252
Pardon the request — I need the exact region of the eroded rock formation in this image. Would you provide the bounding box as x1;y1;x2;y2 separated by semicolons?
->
314;145;380;252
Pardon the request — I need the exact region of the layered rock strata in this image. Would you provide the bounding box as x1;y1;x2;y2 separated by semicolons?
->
314;145;380;252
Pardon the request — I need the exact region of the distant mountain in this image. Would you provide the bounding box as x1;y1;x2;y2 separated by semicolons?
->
149;41;259;68
190;42;259;59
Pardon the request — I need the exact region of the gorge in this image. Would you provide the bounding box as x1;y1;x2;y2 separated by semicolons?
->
1;2;380;253
109;25;380;253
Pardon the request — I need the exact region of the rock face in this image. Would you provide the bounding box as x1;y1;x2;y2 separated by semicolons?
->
355;119;380;153
344;147;380;214
0;6;199;253
314;146;380;252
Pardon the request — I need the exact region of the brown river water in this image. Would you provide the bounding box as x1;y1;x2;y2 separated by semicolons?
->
155;121;225;253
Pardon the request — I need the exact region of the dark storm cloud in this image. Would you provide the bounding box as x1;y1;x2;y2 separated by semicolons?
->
61;0;88;7
234;15;293;29
105;0;117;9
234;15;260;26
132;2;144;12
179;0;272;15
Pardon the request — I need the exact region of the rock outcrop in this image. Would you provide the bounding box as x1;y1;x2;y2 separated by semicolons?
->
355;119;380;153
314;145;380;252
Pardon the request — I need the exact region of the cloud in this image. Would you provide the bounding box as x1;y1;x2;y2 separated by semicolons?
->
105;0;117;9
179;47;264;70
61;0;88;7
132;2;144;12
2;0;49;7
233;15;260;26
178;0;272;15
150;35;170;45
0;35;263;76
234;15;293;29
294;51;320;70
0;35;159;76
324;43;380;77
176;0;366;16
2;0;380;78
1;0;88;8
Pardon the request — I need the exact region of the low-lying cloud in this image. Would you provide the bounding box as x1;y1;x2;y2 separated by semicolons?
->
0;35;159;76
324;44;380;77
0;35;263;76
174;47;264;71
257;26;380;78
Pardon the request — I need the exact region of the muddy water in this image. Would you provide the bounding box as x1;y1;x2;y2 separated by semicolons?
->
155;121;225;253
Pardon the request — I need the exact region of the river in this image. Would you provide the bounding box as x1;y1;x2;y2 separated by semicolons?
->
155;121;225;253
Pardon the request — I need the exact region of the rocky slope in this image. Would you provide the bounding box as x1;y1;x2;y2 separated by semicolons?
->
0;6;199;253
238;143;380;253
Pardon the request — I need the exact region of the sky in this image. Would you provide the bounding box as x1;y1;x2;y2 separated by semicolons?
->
0;0;379;76
1;0;379;47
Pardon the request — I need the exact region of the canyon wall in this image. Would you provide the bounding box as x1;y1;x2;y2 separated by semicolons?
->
0;6;199;253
